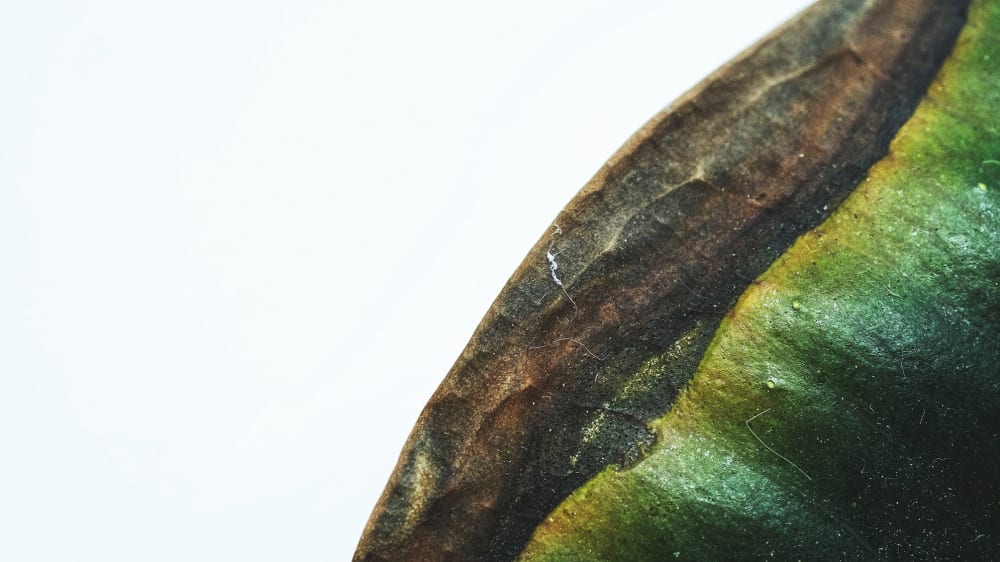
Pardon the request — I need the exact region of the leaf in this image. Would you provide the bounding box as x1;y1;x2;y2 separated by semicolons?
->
355;1;991;560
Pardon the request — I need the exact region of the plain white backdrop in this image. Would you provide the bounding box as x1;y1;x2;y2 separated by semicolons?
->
2;1;812;559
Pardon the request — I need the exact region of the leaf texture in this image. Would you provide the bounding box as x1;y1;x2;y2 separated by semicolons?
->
354;1;978;560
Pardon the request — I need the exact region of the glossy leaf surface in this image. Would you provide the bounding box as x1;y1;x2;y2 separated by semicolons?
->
355;1;994;560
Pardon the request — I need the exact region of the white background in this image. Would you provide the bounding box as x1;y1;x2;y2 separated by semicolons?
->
2;1;811;559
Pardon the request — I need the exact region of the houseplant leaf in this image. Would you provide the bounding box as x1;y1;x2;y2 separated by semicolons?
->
355;1;996;559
